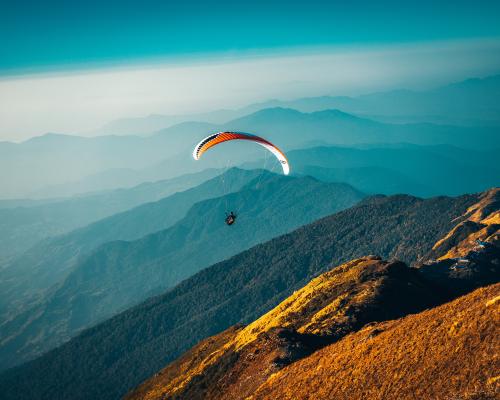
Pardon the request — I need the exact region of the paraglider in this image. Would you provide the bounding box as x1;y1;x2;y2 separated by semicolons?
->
192;131;289;226
225;211;237;226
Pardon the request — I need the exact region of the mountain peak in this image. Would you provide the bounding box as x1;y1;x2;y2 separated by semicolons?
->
245;106;303;118
309;108;365;120
24;132;79;143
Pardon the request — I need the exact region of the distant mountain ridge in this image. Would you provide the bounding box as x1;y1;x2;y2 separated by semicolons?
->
0;123;215;198
250;75;500;125
227;107;500;150
0;190;479;400
93;74;500;136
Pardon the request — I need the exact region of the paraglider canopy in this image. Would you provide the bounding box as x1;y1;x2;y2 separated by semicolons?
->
192;131;290;175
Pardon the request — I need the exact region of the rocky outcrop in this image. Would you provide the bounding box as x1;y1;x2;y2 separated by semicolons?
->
418;187;499;294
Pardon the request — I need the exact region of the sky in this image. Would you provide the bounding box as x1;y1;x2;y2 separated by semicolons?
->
1;0;500;141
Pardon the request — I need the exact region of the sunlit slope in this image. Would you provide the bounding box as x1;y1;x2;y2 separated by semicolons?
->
125;256;444;400
251;283;499;400
0;172;363;371
0;191;477;400
418;187;500;294
431;187;499;260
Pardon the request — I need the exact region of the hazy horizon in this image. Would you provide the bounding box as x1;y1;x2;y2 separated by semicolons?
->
1;40;500;142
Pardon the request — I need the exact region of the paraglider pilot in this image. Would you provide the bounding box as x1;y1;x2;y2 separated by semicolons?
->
225;212;237;226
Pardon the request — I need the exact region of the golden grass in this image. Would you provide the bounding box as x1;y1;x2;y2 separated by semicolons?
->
251;283;500;400
233;257;378;348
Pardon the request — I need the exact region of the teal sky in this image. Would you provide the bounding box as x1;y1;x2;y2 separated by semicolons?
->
2;0;500;74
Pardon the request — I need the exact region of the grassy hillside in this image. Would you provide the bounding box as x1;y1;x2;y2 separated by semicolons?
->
126;271;500;400
0;191;477;400
125;257;446;400
251;283;499;400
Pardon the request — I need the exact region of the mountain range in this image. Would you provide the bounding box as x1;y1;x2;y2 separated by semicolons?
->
3;139;498;264
0;169;259;316
2;98;499;199
0;189;482;400
251;75;500;126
